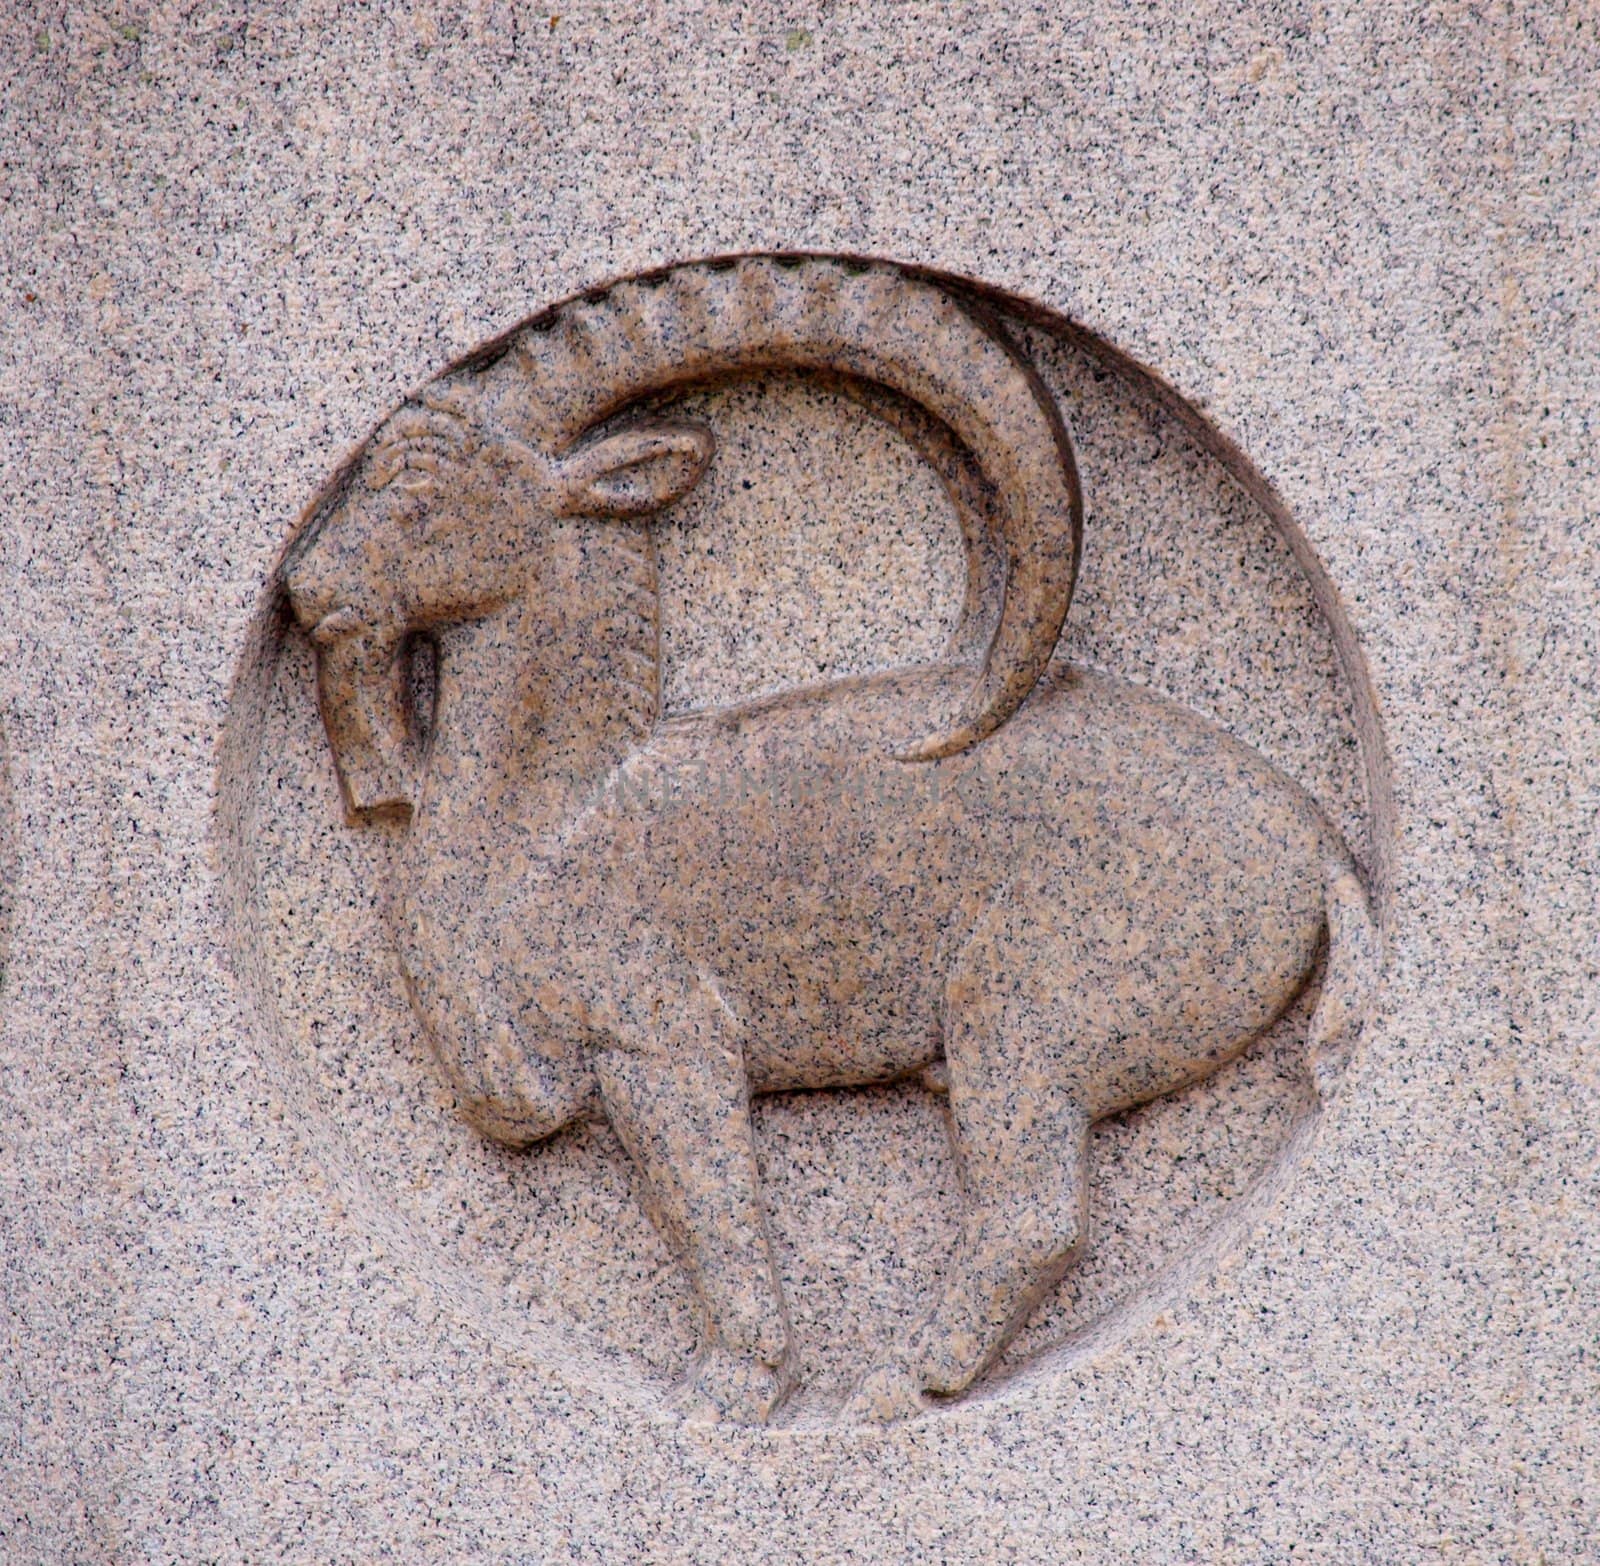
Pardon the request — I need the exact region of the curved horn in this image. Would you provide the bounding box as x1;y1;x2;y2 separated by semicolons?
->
483;256;1081;760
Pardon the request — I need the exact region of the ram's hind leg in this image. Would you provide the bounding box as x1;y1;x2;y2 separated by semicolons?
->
845;965;1092;1423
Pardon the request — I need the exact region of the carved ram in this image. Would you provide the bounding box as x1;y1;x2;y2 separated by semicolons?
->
282;256;1378;1425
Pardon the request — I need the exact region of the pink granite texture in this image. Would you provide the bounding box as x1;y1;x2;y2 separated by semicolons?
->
0;3;1594;1561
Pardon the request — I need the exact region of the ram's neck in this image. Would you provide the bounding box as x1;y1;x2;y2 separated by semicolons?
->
415;520;660;854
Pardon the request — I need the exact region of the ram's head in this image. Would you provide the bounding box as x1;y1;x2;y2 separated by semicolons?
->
281;255;1082;820
283;382;711;817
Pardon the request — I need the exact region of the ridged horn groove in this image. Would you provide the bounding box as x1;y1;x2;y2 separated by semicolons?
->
495;255;1083;759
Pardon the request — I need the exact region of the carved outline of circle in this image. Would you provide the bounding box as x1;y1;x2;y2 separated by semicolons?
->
216;252;1393;1430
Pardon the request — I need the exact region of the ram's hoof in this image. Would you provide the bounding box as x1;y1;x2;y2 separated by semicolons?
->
672;1346;793;1426
841;1359;931;1425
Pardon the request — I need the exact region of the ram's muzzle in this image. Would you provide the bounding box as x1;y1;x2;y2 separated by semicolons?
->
283;528;417;822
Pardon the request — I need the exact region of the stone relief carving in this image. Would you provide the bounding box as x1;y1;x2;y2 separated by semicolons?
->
277;255;1379;1425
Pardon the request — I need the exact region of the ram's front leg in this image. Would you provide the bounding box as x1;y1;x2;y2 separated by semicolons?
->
592;976;793;1425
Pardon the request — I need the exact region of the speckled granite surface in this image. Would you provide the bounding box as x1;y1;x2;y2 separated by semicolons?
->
2;3;1595;1560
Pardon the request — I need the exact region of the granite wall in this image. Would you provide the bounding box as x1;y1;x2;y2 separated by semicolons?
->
1;3;1595;1560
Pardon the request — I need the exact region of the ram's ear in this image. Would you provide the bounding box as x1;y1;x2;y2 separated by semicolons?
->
554;420;715;518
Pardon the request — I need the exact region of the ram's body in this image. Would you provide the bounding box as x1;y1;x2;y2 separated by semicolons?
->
430;662;1329;1106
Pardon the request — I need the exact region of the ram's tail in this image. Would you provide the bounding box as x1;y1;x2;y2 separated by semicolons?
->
1306;851;1381;1102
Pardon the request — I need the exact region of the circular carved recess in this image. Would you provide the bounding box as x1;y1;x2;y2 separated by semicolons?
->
219;255;1388;1428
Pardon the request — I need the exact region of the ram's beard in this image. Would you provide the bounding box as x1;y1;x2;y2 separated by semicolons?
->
312;623;417;822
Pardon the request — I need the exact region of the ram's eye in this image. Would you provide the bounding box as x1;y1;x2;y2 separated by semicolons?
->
364;411;466;494
366;443;439;494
